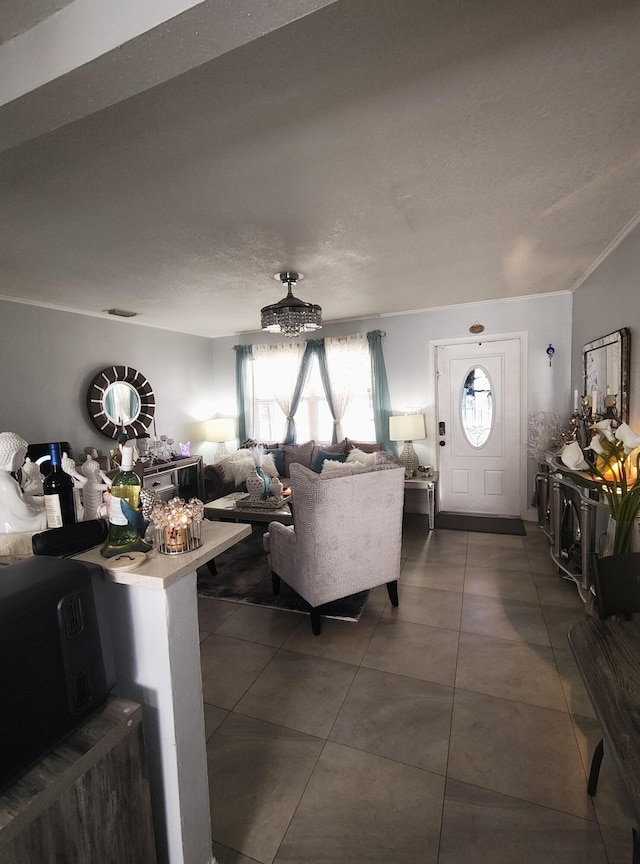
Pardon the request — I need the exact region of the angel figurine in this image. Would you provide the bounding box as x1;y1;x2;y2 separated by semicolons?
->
80;454;112;521
20;456;44;496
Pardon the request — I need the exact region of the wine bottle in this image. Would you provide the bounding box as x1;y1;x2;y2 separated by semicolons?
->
105;446;142;549
43;443;76;528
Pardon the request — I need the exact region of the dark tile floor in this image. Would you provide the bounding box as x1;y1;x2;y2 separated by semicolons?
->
197;515;632;864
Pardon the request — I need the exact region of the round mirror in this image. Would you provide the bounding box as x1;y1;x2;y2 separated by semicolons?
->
103;382;140;425
87;366;155;439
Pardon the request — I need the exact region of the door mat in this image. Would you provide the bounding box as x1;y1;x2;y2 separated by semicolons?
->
435;512;526;535
197;527;369;620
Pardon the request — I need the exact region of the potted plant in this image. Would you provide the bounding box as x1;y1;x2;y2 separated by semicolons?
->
557;421;640;555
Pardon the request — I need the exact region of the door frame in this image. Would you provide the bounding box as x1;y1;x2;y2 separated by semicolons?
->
428;330;529;519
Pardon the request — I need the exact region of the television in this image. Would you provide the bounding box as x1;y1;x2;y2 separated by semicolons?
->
0;556;113;790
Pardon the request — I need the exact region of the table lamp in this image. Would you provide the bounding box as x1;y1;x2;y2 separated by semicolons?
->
389;413;426;477
205;418;235;460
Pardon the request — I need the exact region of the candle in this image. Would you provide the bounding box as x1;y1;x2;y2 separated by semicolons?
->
591;388;598;416
573;389;579;412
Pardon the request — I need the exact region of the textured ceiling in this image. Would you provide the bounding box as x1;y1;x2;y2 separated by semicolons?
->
1;0;640;338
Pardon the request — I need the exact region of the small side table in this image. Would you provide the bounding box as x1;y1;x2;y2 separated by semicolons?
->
404;473;438;529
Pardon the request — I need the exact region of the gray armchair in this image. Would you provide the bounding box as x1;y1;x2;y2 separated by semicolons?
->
264;461;405;634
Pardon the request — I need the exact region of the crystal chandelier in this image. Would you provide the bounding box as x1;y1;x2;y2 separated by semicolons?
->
260;271;322;338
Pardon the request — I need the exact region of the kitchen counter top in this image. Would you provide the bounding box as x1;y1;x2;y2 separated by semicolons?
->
76;519;251;590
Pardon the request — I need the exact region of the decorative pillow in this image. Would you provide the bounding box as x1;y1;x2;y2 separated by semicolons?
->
320;461;370;477
312;451;347;473
310;439;347;465
283;441;315;475
374;450;402;467
219;450;278;486
345;439;384;453
346;447;376;467
265;447;285;476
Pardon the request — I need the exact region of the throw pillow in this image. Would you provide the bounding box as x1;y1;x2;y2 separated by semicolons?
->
346;447;376;467
283;441;315;475
345;439;384;453
265;448;285;476
219;450;278;486
311;451;347;473
320;461;370;477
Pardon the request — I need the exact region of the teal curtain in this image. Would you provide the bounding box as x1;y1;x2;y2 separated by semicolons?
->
312;339;340;444
283;340;317;443
233;345;254;442
367;330;392;451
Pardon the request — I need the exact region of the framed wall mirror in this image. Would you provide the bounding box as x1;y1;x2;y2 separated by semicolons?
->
583;328;630;423
87;366;155;439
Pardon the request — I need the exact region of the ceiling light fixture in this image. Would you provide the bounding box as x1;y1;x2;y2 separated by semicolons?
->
260;271;322;338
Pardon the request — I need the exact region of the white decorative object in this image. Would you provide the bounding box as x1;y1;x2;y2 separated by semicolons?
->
527;412;568;463
270;477;284;499
20;457;44;496
81;454;113;520
560;441;589;471
615;422;640;454
0;432;47;533
246;468;267;503
62;450;88;522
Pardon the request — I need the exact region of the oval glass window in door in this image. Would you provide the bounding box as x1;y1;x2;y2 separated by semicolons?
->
461;366;493;447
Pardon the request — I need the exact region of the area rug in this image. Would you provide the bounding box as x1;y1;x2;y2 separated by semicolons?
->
197;527;369;621
434;512;526;536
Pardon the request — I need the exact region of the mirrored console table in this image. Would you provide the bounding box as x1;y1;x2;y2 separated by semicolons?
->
538;460;610;601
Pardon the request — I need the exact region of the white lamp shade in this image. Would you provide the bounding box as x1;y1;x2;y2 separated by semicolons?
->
205;418;235;443
389;413;426;442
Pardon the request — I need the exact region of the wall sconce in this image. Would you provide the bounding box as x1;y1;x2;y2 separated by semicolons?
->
205;418;236;460
546;344;555;367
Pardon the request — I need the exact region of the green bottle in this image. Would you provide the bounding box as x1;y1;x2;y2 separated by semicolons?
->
101;447;151;557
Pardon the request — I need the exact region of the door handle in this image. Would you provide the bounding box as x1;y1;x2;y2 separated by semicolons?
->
439;421;446;435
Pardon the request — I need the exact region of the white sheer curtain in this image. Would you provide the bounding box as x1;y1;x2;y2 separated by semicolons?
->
324;334;371;442
252;342;304;441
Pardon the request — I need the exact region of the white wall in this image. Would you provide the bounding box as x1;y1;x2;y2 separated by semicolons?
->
0;300;216;459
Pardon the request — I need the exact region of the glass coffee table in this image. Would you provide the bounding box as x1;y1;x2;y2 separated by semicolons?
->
204;492;293;526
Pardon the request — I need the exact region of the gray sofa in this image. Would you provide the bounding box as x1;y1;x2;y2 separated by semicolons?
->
203;438;388;502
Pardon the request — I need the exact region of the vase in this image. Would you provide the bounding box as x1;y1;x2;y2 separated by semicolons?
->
601;514;640;557
246;468;266;503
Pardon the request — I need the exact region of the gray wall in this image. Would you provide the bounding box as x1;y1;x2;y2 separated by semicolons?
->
0;301;216;459
572;224;640;429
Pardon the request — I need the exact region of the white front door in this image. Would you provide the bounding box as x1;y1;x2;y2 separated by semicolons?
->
436;338;522;516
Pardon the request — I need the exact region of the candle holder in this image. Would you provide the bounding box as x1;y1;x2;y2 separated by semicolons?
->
148;496;205;555
154;519;202;555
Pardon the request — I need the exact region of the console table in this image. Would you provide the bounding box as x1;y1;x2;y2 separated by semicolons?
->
568;619;640;851
537;460;610;600
404;473;438;529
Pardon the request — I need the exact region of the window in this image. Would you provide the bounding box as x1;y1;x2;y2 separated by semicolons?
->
461;366;493;448
251;336;376;443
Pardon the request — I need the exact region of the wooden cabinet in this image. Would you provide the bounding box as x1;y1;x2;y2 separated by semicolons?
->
0;698;156;864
